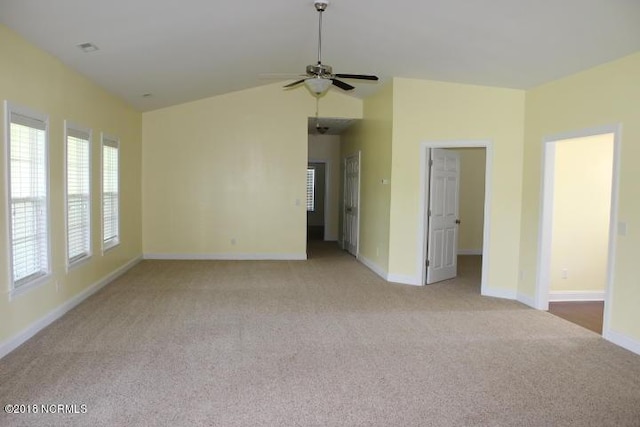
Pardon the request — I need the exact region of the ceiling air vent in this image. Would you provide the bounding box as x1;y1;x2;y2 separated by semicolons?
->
77;42;99;53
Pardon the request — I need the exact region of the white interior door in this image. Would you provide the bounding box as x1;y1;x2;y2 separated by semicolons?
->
426;148;460;284
343;152;360;256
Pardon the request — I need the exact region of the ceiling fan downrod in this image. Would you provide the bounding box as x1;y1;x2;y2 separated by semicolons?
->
315;0;328;65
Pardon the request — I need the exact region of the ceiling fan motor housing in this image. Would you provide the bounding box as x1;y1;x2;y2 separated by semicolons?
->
307;64;333;77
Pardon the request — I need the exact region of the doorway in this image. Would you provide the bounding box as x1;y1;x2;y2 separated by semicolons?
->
536;126;620;336
418;141;492;295
307;162;326;241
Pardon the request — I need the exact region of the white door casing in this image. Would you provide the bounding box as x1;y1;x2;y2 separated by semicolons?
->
536;125;621;341
426;148;460;284
343;152;360;256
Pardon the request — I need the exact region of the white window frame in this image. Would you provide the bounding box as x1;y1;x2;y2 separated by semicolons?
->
65;121;92;268
101;133;120;252
4;101;51;296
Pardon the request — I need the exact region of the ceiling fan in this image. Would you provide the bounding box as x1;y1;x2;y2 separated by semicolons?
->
283;0;379;96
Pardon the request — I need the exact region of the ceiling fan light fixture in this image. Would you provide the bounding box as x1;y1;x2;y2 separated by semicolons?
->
304;77;332;96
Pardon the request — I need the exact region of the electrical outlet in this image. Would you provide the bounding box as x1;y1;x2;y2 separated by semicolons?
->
231;238;236;245
519;270;525;282
561;268;568;279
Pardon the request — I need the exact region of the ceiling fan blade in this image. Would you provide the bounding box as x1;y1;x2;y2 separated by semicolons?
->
331;79;355;91
260;73;305;80
283;79;306;88
334;74;379;81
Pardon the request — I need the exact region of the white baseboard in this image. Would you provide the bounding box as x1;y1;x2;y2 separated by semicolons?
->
604;329;640;357
516;292;536;308
357;255;421;286
387;273;421;286
357;254;388;280
0;256;142;360
458;249;482;255
144;253;307;261
548;290;605;302
481;287;518;301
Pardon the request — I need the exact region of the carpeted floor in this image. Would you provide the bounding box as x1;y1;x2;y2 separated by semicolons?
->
1;242;640;426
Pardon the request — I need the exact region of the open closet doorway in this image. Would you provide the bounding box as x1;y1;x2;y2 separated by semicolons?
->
536;126;620;336
306;118;359;258
306;162;326;241
418;141;492;295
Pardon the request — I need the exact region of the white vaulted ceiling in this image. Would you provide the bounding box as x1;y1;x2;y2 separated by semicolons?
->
1;0;639;111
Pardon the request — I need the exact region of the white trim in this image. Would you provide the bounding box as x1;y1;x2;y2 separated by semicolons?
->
458;249;482;255
64;120;93;270
387;273;420;286
516;292;536;308
101;133;120;254
481;287;517;301
417;141;494;298
4;101;52;295
603;127;622;339
535;124;621;342
604;329;640;357
357;254;388;280
2;101;8;291
144;253;307;261
535;137;556;310
0;256;142;360
548;290;605;302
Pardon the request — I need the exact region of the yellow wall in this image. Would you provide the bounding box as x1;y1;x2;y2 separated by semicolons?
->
519;52;640;341
451;148;486;254
341;82;394;271
0;25;142;345
550;135;613;293
389;78;525;289
142;85;361;257
308;134;342;241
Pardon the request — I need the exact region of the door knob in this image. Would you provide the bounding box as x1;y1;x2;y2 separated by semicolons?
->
455;219;461;224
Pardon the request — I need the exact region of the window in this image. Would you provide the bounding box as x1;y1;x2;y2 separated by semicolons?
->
306;167;315;211
102;135;119;250
5;102;50;290
66;123;91;266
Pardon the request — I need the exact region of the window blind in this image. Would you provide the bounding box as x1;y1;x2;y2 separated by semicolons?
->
66;126;91;264
102;137;119;249
8;111;49;287
306;167;315;212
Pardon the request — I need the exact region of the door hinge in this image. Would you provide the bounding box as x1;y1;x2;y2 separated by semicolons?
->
428;209;431;217
426;259;430;267
429;159;433;166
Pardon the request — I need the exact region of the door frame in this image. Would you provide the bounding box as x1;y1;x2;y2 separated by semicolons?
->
308;159;331;241
535;124;621;337
342;151;361;257
418;141;493;295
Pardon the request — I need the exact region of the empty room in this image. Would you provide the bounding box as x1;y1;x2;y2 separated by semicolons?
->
1;1;640;425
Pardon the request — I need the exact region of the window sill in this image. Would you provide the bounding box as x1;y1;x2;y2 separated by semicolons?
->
102;240;120;254
67;254;92;271
9;273;51;302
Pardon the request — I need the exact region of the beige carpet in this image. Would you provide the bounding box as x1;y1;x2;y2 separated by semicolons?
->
1;242;640;426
